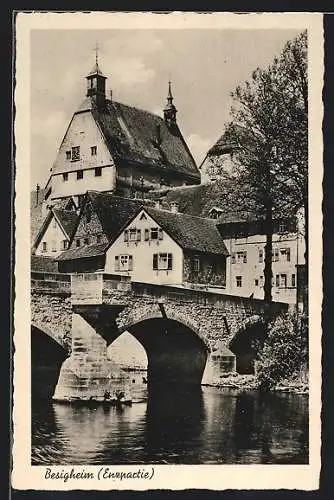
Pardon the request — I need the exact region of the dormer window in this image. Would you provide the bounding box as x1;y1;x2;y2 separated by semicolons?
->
71;146;80;161
91;146;97;156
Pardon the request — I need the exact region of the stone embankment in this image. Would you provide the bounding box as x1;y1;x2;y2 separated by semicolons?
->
203;372;309;394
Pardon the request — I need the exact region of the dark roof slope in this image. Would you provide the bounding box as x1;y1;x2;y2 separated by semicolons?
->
53;209;78;239
31;188;47;242
160;179;258;219
145;207;229;256
89;98;199;180
87;191;144;240
57;192;144;261
57;242;107;261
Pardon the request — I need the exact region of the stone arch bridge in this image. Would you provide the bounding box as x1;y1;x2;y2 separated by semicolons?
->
31;272;288;400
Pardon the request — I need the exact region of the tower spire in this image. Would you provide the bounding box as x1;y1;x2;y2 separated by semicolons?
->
85;44;107;108
163;79;177;125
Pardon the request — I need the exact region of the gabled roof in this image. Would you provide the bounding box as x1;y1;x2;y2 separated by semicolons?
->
85;191;144;240
32;208;79;253
53;209;79;239
144;207;229;256
57;192;144;261
63;97;199;181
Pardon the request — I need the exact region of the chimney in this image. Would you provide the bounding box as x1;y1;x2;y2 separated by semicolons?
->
170;202;179;213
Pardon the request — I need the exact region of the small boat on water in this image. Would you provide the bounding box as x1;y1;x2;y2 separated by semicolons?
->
53;390;132;407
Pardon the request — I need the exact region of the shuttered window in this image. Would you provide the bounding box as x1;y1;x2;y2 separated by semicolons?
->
144;229;149;241
115;256;120;271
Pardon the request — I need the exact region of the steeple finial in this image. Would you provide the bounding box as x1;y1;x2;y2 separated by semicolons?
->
163;79;177;125
94;42;99;67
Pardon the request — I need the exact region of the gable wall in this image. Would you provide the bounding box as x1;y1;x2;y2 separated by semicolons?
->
50;111;116;199
35;214;68;257
105;210;183;285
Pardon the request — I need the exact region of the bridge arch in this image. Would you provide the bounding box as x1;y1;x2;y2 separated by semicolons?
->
112;307;210;387
229;315;266;374
31;323;69;400
118;306;211;351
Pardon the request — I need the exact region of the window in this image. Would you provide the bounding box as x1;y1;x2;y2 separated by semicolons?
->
280;248;291;262
150;228;159;240
42;242;47;252
51;240;57;252
115;255;133;272
153;253;173;270
129;229;137;242
255;279;259;287
193;257;201;273
259;276;264;287
84;237;90;245
140;212;147;221
275;274;280;287
91;146;97;156
66;151;71;160
232;251;247;264
77;170;83;180
236;276;242;288
76;239;81;248
272;248;279;262
280;274;287;288
259;249;263;263
52;219;57;229
94;167;102;177
96;234;102;243
63;172;69;181
71;146;80;161
291;274;296;287
62;240;68;250
278;222;286;233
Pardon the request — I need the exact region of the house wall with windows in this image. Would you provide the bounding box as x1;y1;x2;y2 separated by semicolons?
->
223;230;305;304
105;210;183;285
34;215;69;257
48;111;116;200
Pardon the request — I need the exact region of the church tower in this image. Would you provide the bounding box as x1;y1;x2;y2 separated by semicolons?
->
86;45;107;109
163;80;177;126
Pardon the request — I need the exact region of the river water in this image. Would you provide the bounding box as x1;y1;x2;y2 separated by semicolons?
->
32;386;308;465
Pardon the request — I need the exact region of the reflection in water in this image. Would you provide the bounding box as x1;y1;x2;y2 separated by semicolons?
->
32;387;308;465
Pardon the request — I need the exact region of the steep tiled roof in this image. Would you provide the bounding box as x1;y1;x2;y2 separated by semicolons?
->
57;192;144;261
57;242;107;261
145;207;229;256
30;188;46;243
89;98;199;180
87;191;144;240
53;209;78;239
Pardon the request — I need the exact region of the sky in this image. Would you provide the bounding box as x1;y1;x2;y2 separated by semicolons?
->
30;28;301;189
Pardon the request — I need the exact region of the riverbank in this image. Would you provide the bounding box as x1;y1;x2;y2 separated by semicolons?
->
203;372;309;394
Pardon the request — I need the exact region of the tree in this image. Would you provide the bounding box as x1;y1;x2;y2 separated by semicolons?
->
256;311;308;390
224;31;308;307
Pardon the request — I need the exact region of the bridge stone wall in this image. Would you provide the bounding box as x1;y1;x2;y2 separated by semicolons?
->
31;274;288;400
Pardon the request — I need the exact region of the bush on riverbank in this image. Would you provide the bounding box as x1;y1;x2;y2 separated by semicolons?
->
255;311;308;391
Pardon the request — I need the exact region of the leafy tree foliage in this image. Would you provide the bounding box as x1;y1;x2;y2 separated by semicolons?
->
224;31;308;304
256;312;308;390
